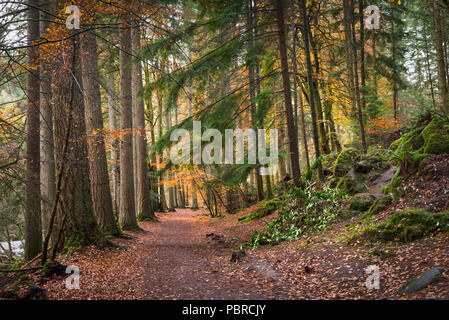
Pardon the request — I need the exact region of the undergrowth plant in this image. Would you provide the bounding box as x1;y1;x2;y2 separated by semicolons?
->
250;185;346;248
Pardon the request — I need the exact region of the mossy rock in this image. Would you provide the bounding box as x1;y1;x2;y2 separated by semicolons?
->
364;147;393;171
337;176;356;195
390;126;425;152
333;148;360;178
337;169;365;195
383;168;403;195
349;193;376;211
321;153;338;175
365;209;449;242
420;118;449;155
337;209;362;220
239;198;280;223
367;195;393;216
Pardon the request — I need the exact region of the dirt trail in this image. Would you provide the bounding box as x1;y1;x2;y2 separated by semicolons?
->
370;165;397;195
139;209;291;299
16;207;449;300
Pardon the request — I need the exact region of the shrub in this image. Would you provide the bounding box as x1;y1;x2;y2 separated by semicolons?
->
249;186;346;248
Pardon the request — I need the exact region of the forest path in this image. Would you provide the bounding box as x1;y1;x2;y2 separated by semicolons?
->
18;207;449;299
138;209;292;299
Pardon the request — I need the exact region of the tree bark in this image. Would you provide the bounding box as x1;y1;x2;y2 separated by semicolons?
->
423;23;436;109
132;21;154;220
275;0;301;186
107;75;120;214
391;14;398;121
248;0;264;200
297;88;310;169
277;103;287;180
292;5;310;171
53;35;97;247
81;27;120;235
119;15;138;229
157;90;168;212
349;0;367;152
39;0;55;239
165;110;176;211
342;0;356;115
359;0;367;119
300;0;324;182
310;34;330;155
434;0;449;113
187;82;199;210
25;0;42;260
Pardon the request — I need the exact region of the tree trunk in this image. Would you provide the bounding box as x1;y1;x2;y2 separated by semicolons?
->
372;33;378;100
300;0;324;182
25;0;42;260
165;110;176;211
187;82;199;210
53;35;97;247
142;60;158;212
343;0;356;115
325;83;342;153
132;22;154;220
423;23;436;109
297;88;310;169
310;34;330;155
107;76;120;214
274;0;301;186
277;104;288;180
349;0;367;153
291;1;299;130
391;15;398;121
81;28;120;235
292;8;310;171
359;0;367;119
156;91;168;212
247;0;264;200
39;0;55;240
119;16;138;229
434;0;449;113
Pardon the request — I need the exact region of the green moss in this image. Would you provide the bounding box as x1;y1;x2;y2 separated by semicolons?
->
239;198;280;223
420;119;449;155
262;197;281;212
337;209;361;220
321;153;338;175
383;168;403;195
349;193;376;211
337;171;365;195
42;261;65;277
333;148;360;178
337;176;357;195
365;209;449;242
326;177;337;188
367;195;393;216
364;147;392;171
389;126;425;151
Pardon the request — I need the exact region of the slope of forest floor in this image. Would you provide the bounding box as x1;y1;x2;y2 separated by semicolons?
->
2;200;449;299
